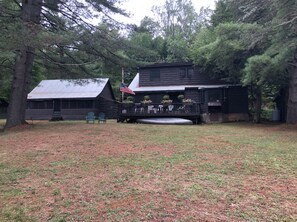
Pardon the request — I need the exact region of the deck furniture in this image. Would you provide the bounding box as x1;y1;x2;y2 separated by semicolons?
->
98;112;107;123
86;112;96;123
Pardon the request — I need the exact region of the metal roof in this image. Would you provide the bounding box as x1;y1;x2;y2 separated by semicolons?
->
27;78;109;99
129;73;232;92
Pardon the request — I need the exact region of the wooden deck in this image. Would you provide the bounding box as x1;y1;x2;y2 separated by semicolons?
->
117;103;201;123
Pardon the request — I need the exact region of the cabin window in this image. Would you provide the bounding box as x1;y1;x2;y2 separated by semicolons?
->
70;100;77;109
46;101;53;109
62;100;69;109
62;100;93;109
84;100;93;108
77;100;93;108
198;90;205;103
150;69;160;81
180;68;193;79
179;68;186;78
187;68;193;78
208;89;222;102
29;101;46;109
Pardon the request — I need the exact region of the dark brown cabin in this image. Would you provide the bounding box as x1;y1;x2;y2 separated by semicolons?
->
26;78;117;120
118;62;249;123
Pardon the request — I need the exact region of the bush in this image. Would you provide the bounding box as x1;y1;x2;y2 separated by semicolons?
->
126;96;134;101
163;95;170;100
177;94;184;101
261;108;273;121
143;95;150;101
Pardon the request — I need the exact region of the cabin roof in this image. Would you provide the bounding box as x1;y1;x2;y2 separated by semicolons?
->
27;78;109;99
129;73;232;92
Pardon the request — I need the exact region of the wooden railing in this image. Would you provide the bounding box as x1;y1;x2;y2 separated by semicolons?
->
118;102;201;117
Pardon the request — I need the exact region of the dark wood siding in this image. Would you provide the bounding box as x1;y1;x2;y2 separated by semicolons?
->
97;98;117;119
139;66;225;87
226;86;248;113
98;82;118;118
100;81;115;100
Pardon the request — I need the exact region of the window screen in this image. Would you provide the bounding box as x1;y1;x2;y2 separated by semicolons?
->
208;89;222;102
179;68;186;78
187;68;193;78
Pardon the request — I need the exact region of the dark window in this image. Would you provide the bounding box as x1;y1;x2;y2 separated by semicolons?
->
62;100;69;109
187;68;193;78
63;100;93;109
46;101;53;109
208;89;222;102
180;68;193;79
70;100;77;109
28;101;53;109
198;90;205;103
77;100;84;108
150;69;160;81
30;101;45;109
179;68;186;78
85;100;93;108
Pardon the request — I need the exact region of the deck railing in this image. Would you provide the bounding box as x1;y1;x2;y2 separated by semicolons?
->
118;102;201;117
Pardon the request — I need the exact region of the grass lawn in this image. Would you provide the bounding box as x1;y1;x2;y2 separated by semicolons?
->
0;120;296;221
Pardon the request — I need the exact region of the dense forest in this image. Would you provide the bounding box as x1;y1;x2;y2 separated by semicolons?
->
0;0;296;129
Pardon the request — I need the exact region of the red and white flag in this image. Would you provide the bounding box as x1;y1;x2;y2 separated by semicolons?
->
119;83;135;95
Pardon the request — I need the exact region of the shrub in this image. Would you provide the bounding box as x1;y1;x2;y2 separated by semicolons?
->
177;94;184;101
163;95;170;100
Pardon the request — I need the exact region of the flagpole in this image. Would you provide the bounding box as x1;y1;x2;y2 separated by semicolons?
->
121;67;124;102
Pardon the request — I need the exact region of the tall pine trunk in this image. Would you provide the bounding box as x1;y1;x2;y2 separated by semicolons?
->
5;0;41;129
286;61;297;124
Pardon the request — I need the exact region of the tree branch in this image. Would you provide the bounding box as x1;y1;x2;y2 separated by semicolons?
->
276;16;297;27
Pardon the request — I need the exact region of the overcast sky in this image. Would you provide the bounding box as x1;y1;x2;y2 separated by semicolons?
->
114;0;216;25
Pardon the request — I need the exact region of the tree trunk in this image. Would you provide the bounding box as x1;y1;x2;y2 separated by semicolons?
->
4;0;42;129
286;63;297;124
5;47;31;128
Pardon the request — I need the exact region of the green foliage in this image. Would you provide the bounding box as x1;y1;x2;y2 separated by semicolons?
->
123;96;134;104
191;0;297;122
126;96;134;101
210;0;237;27
163;95;170;100
177;94;184;100
166;36;191;62
192;23;261;83
243;55;272;86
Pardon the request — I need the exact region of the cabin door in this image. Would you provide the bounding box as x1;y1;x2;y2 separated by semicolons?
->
53;99;61;112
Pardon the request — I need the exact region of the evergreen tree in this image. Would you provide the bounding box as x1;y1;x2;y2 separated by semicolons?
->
0;0;127;129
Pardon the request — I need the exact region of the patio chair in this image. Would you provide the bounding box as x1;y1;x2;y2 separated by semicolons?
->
98;112;107;123
86;112;96;123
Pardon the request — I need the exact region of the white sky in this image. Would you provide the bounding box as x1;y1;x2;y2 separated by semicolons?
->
115;0;216;25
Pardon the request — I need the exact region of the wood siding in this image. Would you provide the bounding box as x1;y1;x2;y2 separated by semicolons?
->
225;86;248;113
139;66;225;87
